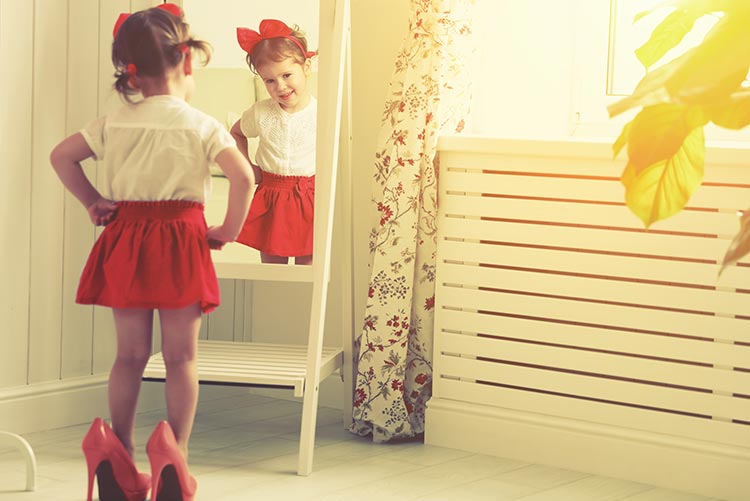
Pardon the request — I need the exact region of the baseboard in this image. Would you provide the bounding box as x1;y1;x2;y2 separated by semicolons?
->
0;373;344;436
425;398;750;501
0;376;164;435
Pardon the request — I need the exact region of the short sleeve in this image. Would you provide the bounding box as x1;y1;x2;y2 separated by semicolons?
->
239;103;259;139
80;116;106;160
203;118;237;162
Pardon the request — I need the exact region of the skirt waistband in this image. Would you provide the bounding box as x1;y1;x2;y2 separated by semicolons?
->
260;172;315;190
115;201;205;221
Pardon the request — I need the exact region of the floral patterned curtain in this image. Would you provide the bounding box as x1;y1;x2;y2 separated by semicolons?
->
351;0;474;443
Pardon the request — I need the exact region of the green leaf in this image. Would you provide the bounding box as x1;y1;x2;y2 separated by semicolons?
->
719;209;750;275
635;9;700;70
621;126;705;227
705;89;750;129
627;103;705;171
612;119;633;159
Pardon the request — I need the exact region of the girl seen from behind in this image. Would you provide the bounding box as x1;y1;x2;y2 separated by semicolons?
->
49;4;254;500
232;19;317;265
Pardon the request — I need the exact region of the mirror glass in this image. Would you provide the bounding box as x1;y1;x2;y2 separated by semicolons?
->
183;0;320;266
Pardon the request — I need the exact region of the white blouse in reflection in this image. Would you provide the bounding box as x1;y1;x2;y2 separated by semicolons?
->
240;97;316;177
80;95;235;203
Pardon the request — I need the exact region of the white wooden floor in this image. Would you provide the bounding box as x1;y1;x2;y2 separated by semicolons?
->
0;387;722;500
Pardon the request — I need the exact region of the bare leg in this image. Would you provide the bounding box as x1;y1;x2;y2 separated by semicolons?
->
294;254;312;266
260;252;289;264
110;308;154;457
159;303;202;459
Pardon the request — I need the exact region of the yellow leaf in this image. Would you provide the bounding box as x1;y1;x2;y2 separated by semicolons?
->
633;0;722;25
612;120;632;159
719;209;750;276
607;55;684;118
706;89;750;129
621;126;705;227
666;15;750;104
627;103;703;171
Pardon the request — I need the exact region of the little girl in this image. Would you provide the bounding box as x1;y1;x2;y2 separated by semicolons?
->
49;5;253;501
232;19;317;265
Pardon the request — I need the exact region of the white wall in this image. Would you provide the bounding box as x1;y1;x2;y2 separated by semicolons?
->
184;0;319;69
349;0;411;340
471;0;577;138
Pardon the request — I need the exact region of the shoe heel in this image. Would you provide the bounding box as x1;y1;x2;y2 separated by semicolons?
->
84;457;96;501
81;418;150;501
147;421;196;501
82;418;108;501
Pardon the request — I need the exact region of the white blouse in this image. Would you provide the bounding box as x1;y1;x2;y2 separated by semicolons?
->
240;97;316;177
81;95;235;203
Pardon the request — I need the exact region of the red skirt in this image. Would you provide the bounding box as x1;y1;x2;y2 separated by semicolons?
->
236;172;314;257
76;201;220;313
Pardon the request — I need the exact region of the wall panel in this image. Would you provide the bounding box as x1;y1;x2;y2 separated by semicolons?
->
91;0;130;375
61;0;99;379
0;0;34;388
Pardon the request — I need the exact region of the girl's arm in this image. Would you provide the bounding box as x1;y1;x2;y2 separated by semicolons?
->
50;133;117;226
230;119;263;183
206;146;254;248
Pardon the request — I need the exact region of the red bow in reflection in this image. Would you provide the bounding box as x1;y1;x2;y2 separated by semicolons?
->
113;3;182;38
236;19;315;59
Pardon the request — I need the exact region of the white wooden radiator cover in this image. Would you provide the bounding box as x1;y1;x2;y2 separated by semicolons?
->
426;136;750;501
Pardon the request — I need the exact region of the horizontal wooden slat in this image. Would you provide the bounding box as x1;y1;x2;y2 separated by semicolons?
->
438;147;750;183
440;170;750;211
438;138;750;177
213;253;314;282
438;217;731;261
143;340;343;398
436;239;750;289
438;332;750;395
437;262;750;316
436;287;750;343
438;355;750;420
441;169;623;202
440;193;742;236
433;378;750;449
436;308;750;369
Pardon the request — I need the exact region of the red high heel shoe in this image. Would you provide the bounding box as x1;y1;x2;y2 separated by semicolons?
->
146;421;197;501
81;417;150;501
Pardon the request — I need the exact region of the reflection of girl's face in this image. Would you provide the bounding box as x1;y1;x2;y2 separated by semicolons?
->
257;57;311;113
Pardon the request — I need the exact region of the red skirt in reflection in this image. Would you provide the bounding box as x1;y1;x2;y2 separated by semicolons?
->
76;201;220;313
236;172;314;257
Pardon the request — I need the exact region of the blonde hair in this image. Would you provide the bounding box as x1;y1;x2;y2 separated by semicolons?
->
246;25;311;74
112;6;211;102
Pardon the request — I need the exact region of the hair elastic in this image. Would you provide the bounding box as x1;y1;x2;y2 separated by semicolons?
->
179;44;192;75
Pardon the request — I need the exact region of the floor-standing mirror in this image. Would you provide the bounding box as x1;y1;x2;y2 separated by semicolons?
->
143;0;351;476
185;0;320;276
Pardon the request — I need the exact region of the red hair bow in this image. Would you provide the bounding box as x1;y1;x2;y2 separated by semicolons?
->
113;3;182;38
236;19;313;58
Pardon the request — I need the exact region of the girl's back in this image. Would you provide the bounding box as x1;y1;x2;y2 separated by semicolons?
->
85;95;232;202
